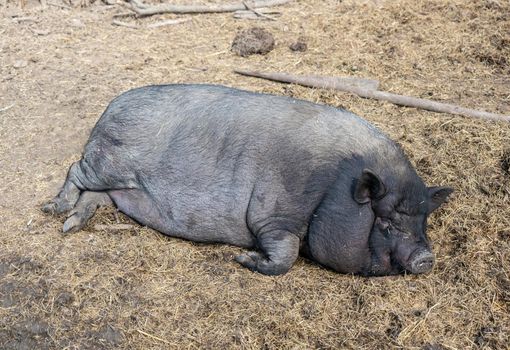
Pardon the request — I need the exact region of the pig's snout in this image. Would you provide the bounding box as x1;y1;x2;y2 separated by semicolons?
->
408;250;435;274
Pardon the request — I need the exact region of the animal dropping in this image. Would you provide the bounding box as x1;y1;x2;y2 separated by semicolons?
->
43;84;453;276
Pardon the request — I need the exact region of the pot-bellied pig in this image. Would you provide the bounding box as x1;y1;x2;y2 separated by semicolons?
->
42;84;453;276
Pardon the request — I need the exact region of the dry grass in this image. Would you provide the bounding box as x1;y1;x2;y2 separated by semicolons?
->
0;0;509;349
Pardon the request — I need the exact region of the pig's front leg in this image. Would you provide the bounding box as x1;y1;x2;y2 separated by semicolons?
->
235;231;300;275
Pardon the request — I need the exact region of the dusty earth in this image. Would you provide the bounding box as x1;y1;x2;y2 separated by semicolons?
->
1;0;509;349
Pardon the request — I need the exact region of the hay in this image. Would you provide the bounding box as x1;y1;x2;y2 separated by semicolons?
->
0;0;508;348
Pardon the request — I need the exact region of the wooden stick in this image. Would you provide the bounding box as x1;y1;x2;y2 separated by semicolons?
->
234;10;279;20
12;16;39;22
147;18;191;28
112;12;135;18
234;69;510;122
129;0;148;9
129;0;291;17
112;18;191;29
136;330;171;344
0;103;15;113
112;19;139;29
47;1;71;9
94;224;136;231
235;69;380;91
242;1;276;20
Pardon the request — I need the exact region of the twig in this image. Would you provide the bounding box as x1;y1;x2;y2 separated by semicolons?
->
233;9;281;20
234;69;510;122
242;1;276;20
94;224;136;231
12;16;39;22
0;103;15;112
112;11;136;18
112;18;191;29
147;17;191;28
235;69;380;91
129;0;147;9
129;0;291;17
29;27;50;35
112;19;139;28
398;303;440;342
136;330;170;344
47;1;71;9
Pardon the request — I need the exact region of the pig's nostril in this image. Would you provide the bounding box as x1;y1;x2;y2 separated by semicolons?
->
410;252;435;274
417;258;433;269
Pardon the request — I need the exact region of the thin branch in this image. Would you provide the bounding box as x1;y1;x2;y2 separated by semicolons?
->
0;103;15;112
233;8;281;20
112;19;139;28
47;1;71;9
129;0;291;17
136;330;171;344
112;12;136;18
242;1;276;20
94;224;136;231
129;0;147;9
112;18;191;29
147;17;191;28
235;69;380;91
234;69;510;122
12;16;39;22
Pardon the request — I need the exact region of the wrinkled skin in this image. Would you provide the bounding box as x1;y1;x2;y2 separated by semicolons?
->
42;84;453;276
306;163;453;276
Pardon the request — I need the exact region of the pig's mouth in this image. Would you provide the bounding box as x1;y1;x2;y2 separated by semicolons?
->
405;249;435;274
378;248;435;276
385;225;435;275
393;248;435;275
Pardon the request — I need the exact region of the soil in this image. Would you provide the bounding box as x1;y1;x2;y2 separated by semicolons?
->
0;0;509;349
289;36;307;52
231;26;275;57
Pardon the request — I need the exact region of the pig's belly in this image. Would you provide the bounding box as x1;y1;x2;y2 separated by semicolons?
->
108;188;257;248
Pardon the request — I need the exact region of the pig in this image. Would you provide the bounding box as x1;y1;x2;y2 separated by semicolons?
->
42;84;453;276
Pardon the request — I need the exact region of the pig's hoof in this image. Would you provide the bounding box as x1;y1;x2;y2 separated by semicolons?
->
41;199;73;215
41;201;58;214
62;212;86;233
235;250;294;275
235;251;263;272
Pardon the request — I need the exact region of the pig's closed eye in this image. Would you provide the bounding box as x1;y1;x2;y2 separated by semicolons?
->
378;218;391;230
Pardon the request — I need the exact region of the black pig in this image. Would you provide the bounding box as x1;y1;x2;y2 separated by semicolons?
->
43;84;453;276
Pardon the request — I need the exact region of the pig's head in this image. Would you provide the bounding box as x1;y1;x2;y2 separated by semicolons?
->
306;166;453;276
353;169;453;275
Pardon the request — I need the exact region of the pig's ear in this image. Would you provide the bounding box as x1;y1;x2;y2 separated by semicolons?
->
427;186;454;214
353;169;387;204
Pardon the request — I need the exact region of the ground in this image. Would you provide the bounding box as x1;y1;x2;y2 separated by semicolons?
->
0;0;509;349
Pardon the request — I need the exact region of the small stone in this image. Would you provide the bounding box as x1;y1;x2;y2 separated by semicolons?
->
70;18;85;28
13;60;28;69
289;37;307;52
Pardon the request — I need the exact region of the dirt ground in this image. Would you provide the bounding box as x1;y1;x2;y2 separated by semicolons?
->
1;0;509;349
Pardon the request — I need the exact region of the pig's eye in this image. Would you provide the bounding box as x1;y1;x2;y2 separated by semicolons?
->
378;217;391;230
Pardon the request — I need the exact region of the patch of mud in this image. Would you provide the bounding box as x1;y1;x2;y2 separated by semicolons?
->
231;27;275;57
289;37;307;52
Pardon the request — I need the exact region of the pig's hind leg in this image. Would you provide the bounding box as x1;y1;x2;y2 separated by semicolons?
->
42;162;84;215
42;158;124;214
107;189;169;233
62;191;113;233
235;231;300;275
